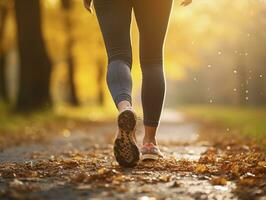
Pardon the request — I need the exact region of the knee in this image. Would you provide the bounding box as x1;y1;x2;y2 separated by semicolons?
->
108;55;132;69
140;42;163;67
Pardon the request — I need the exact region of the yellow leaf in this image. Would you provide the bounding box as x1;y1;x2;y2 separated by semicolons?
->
210;177;227;186
195;164;208;174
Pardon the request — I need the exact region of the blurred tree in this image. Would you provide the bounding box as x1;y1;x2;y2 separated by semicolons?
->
14;0;52;111
0;1;8;102
61;0;79;106
96;57;104;106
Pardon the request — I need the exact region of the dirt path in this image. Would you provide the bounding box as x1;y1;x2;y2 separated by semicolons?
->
0;111;265;200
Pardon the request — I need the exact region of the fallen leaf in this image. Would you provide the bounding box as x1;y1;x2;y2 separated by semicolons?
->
195;164;208;174
238;178;256;186
9;179;24;189
258;161;266;168
210;177;227;186
97;167;109;175
159;175;172;182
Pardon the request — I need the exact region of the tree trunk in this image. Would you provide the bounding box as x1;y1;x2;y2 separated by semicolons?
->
61;0;79;106
96;58;104;106
14;0;52;111
0;52;7;102
0;3;8;102
66;38;79;106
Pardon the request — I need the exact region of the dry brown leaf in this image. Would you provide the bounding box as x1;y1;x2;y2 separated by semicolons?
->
71;172;90;183
210;177;227;186
258;161;266;168
238;178;257;186
115;185;129;193
159;175;172;182
231;164;240;176
97;167;109;175
9;179;24;189
195;164;208;174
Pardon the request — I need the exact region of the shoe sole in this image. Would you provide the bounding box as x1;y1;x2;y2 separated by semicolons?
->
114;110;140;167
141;154;159;161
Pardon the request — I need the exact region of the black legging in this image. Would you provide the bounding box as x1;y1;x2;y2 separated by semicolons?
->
94;0;173;127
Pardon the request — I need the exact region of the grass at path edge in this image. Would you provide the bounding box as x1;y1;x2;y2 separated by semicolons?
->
181;105;266;145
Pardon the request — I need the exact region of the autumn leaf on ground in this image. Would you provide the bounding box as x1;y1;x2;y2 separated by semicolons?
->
210;177;227;186
238;178;257;186
195;164;208;174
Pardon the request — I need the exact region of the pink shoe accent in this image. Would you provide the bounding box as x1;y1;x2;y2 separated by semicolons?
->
141;143;164;160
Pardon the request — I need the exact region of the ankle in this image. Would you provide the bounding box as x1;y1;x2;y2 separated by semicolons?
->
118;100;132;113
143;137;157;145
